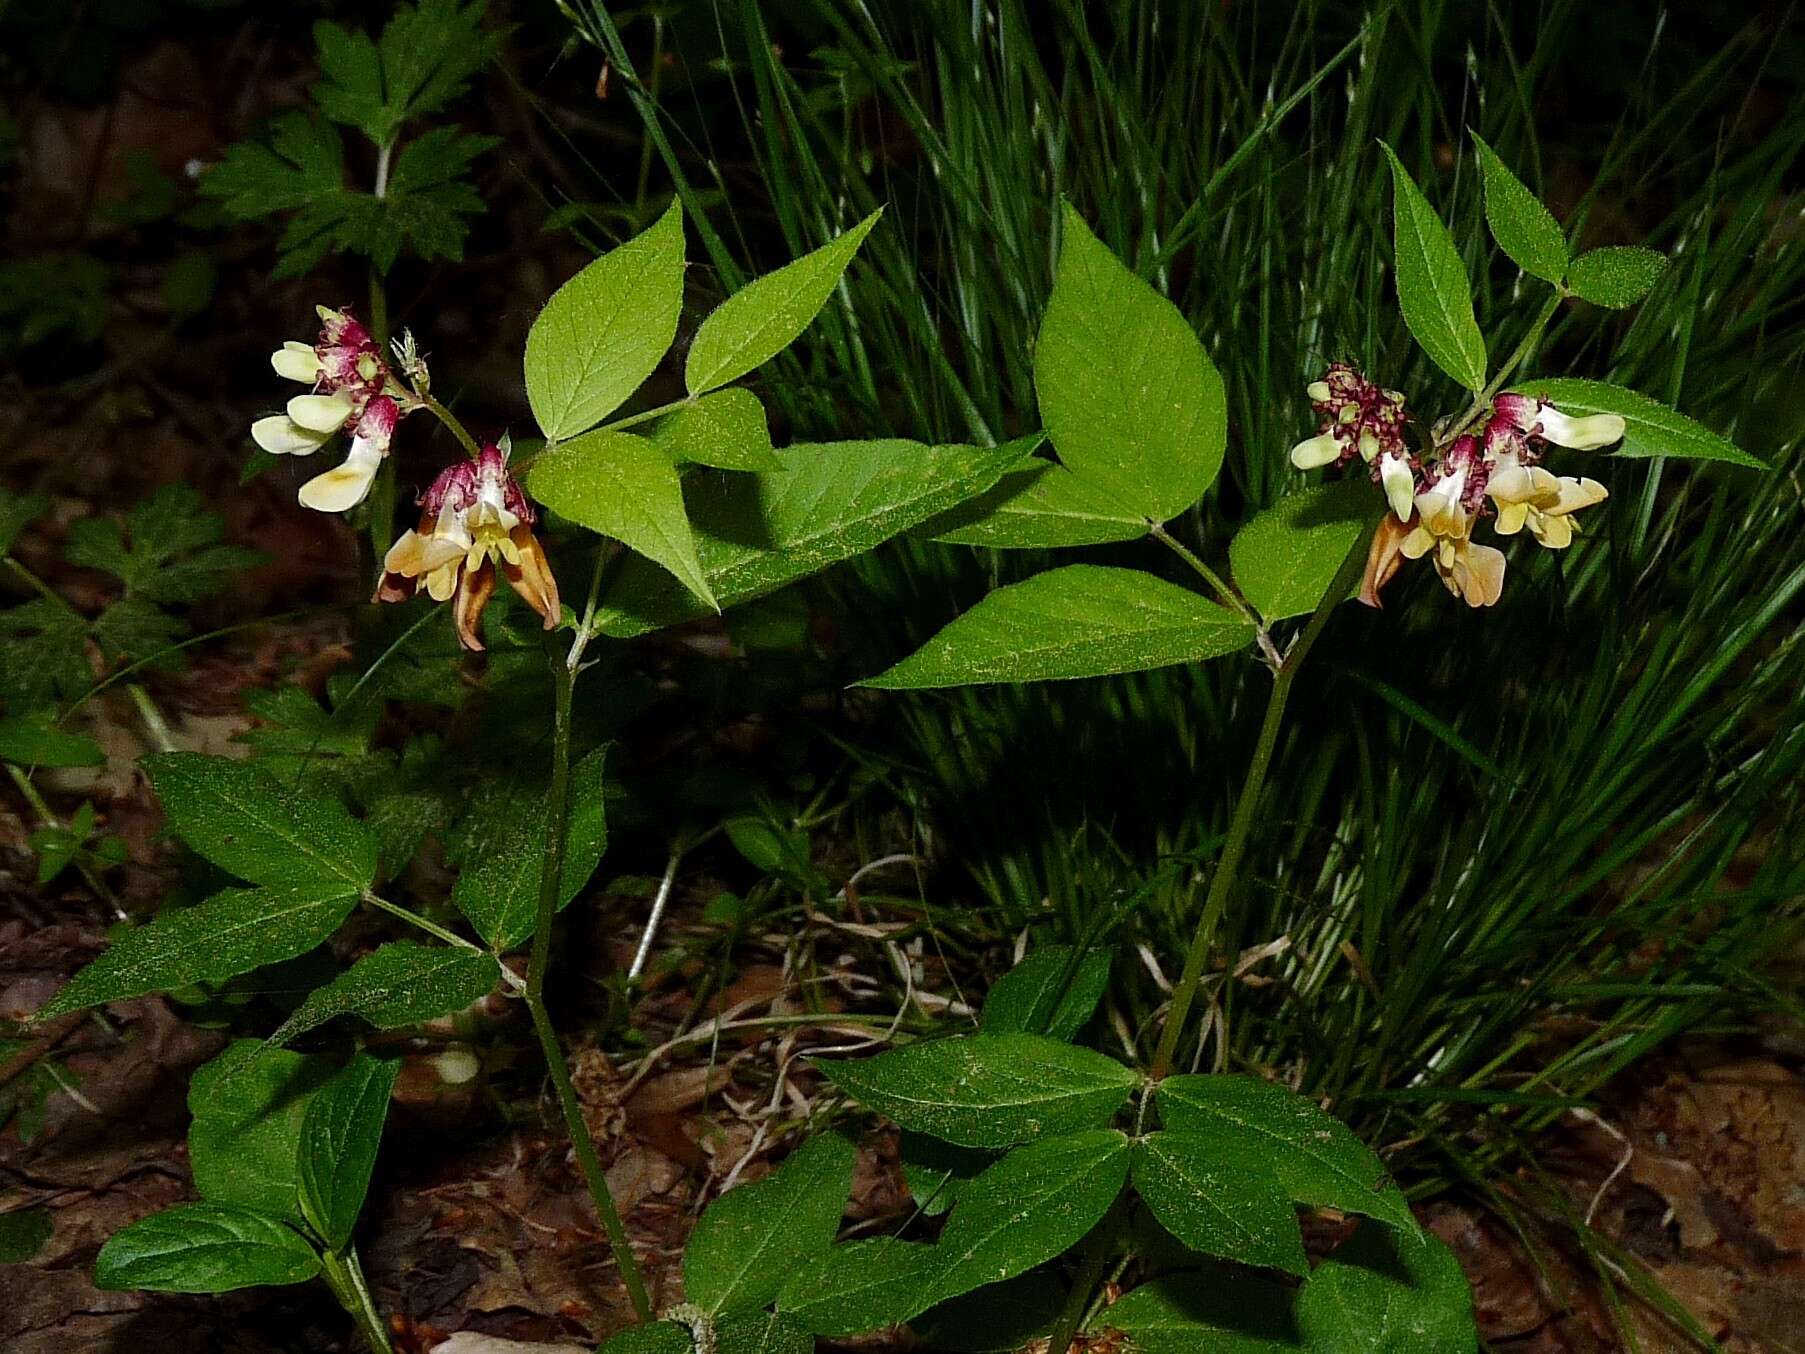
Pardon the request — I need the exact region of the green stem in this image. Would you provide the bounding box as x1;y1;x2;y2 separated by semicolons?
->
8;763;126;920
361;890;519;991
127;684;177;754
525;655;653;1321
1445;290;1564;442
1148;531;1370;1081
1045;1198;1126;1354
1149;523;1279;666
417;389;484;459
321;1246;393;1353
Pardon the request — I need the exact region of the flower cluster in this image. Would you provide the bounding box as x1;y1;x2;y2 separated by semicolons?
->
252;307;418;513
375;442;560;652
1293;366;1623;607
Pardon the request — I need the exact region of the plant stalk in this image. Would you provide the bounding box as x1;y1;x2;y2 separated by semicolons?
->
321;1246;393;1353
1149;532;1370;1081
524;653;653;1321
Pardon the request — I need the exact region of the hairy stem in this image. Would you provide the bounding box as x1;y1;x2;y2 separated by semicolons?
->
1149;532;1370;1080
525;654;653;1321
1045;1198;1126;1354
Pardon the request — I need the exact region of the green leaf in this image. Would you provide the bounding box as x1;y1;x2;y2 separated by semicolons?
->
0;1205;52;1262
145;751;377;891
528;429;715;608
0;490;50;556
450;746;609;949
1090;1271;1303;1351
684;1130;856;1315
1567;246;1667;309
33;881;358;1020
910;1270;1067;1352
898;1132;991;1217
188;1042;331;1221
266;943;499;1048
1505;378;1764;468
0;599;90;710
599;1324;692;1354
911;457;1148;549
861;565;1255;689
1158;1075;1414;1231
1229;483;1375;623
686;211;882;395
818;1032;1137;1148
595;440;1028;638
524;200;684;441
653;388;781;471
1035;203;1227;520
298;1054;398;1252
1470;133;1567;284
1295;1224;1477;1351
923;1130;1130;1307
1379;143;1487;392
64;484;262;605
779;1238;939;1336
379;127;497;267
94;1204;319;1293
0;711;104;768
1130;1132;1307;1276
979;946;1112;1041
313;0;499;148
715;1310;815;1354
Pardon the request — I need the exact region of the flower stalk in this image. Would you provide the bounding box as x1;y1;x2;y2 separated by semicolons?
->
1149;530;1371;1081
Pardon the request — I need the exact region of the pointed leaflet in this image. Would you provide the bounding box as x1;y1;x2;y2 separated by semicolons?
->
779;1239;940;1336
1089;1271;1304;1352
94;1204;319;1293
35;881;358;1019
1295;1224;1477;1351
921;1130;1130;1309
525;199;684;441
686;211;881;395
861;564;1255;689
266;942;500;1048
911;1271;1068;1354
1158;1074;1414;1230
1229;483;1376;624
1379;143;1487;392
595;440;1028;638
1567;246;1668;309
714;1311;814;1354
450;745;609;950
1470;133;1567;284
653;387;781;471
145;751;377;891
818;1031;1136;1148
1035;203;1226;520
188;1042;332;1222
0;712;104;768
527;429;717;608
683;1131;856;1315
979;945;1112;1041
299;1054;399;1252
911;456;1148;549
1131;1132;1307;1276
1505;378;1764;468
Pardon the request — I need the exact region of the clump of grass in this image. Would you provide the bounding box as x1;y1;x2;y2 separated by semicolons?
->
564;0;1805;1241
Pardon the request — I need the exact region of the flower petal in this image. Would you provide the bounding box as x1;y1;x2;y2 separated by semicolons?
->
1289;433;1342;469
251;415;331;457
1546;476;1608;517
287;391;357;432
297;437;384;513
453;563;497;652
1458;543;1507;606
272;342;322;384
502;526;561;630
1379;453;1415;522
1538;406;1626;451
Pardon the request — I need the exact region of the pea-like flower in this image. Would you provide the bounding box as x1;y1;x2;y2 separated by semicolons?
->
374;443;560;652
1394;436;1508;607
1289;362;1410;470
252;307;416;513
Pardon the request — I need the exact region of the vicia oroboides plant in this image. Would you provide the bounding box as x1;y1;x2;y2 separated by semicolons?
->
27;123;1760;1354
